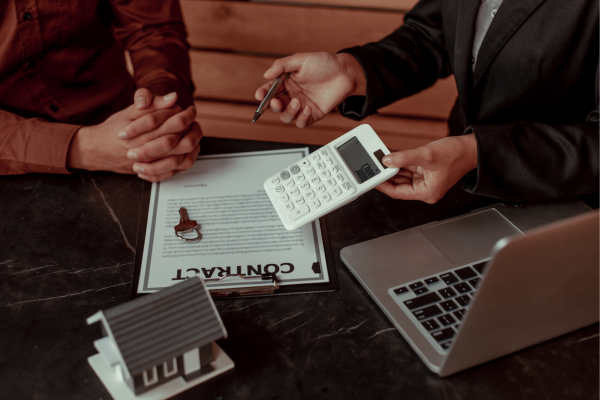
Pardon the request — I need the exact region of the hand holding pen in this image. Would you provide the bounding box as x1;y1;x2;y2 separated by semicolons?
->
253;52;366;128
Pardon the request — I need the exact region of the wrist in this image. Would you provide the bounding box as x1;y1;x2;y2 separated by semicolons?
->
337;53;367;97
459;133;478;171
67;126;96;170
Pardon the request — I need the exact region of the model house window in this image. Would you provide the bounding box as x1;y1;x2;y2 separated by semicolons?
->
143;366;158;386
163;358;178;377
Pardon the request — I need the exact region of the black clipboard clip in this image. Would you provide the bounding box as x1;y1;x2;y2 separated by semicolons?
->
205;273;279;297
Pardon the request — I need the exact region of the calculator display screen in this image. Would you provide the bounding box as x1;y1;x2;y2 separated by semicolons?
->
336;136;381;184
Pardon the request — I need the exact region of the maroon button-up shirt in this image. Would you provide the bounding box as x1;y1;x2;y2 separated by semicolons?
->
0;0;194;174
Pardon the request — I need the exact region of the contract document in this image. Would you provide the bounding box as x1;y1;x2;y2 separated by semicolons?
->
136;148;330;294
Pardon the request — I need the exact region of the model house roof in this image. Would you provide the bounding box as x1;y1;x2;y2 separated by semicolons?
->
102;277;226;376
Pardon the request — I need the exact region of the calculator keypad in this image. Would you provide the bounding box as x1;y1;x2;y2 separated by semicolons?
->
267;149;356;224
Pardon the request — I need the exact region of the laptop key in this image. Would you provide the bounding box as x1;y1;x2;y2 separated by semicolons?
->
473;262;487;274
440;341;452;349
440;300;458;312
431;328;455;342
455;295;471;306
468;278;480;288
424;277;439;285
413;287;428;295
421;319;440;331
453;309;465;320
437;314;456;326
413;305;442;321
438;287;457;299
439;272;459;284
393;287;408;295
409;282;424;290
403;292;441;310
453;282;472;294
455;266;477;280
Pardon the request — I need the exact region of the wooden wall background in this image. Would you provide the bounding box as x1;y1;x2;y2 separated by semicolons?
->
180;0;457;150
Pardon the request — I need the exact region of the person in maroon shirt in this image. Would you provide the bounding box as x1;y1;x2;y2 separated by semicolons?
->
0;0;202;182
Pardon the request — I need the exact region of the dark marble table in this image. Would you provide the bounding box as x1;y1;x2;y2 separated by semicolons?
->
1;137;598;400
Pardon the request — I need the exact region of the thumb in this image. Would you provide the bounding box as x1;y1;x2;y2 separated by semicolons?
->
382;147;431;168
264;53;307;79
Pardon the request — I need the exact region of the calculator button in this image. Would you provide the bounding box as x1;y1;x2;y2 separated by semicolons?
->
289;187;301;197
320;193;332;203
309;176;321;185
294;197;305;206
289;204;310;221
310;198;321;208
341;182;355;193
330;165;341;174
285;179;295;188
335;173;345;183
304;190;316;200
319;148;328;157
280;170;291;181
299;182;311;191
320;170;331;178
316;161;326;171
294;173;306;182
325;178;336;187
323;157;333;165
278;193;290;203
274;185;285;194
315;184;326;193
290;165;301;175
331;186;342;197
304;167;316;176
283;202;294;213
269;177;280;186
311;153;321;162
300;159;311;169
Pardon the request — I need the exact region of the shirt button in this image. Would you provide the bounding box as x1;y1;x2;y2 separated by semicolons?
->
471;57;475;64
50;104;59;112
491;9;497;17
23;12;32;21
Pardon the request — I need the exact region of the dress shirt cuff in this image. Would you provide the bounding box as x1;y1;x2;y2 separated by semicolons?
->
27;120;82;174
337;47;380;120
145;78;195;110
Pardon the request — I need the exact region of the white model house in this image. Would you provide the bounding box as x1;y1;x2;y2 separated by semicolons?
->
87;276;230;397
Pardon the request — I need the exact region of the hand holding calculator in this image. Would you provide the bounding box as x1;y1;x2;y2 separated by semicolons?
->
264;125;399;230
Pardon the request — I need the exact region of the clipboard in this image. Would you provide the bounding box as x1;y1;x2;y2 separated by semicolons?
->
131;146;338;299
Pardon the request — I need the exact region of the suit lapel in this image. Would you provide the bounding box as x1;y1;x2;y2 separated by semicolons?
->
472;0;548;89
454;0;480;113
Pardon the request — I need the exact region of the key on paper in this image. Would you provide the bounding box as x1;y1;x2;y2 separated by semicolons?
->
174;207;198;233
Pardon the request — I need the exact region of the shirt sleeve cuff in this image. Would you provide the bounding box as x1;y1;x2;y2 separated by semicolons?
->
25;119;82;174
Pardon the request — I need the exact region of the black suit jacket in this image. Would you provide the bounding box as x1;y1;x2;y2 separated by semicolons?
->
340;0;599;202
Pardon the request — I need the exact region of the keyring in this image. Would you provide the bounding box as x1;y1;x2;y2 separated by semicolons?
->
175;226;202;242
174;207;202;242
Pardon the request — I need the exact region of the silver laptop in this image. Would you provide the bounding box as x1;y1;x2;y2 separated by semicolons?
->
340;198;598;376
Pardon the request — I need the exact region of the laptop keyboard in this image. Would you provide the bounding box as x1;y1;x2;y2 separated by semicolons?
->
389;259;490;353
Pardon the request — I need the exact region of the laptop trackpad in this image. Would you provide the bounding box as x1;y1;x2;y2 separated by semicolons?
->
421;209;523;264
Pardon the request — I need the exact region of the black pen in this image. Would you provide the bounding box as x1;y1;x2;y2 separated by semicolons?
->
252;72;290;124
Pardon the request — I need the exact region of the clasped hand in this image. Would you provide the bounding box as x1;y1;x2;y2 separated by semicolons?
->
68;88;202;182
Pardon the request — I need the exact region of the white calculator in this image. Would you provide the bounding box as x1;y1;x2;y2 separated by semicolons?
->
264;124;399;230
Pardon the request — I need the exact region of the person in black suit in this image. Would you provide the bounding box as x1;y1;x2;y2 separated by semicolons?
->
255;0;599;204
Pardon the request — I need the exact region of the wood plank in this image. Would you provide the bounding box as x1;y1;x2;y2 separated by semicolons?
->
190;50;457;120
195;100;448;150
257;0;418;11
181;1;404;54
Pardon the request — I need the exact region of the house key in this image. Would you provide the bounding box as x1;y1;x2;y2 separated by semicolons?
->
174;207;202;242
